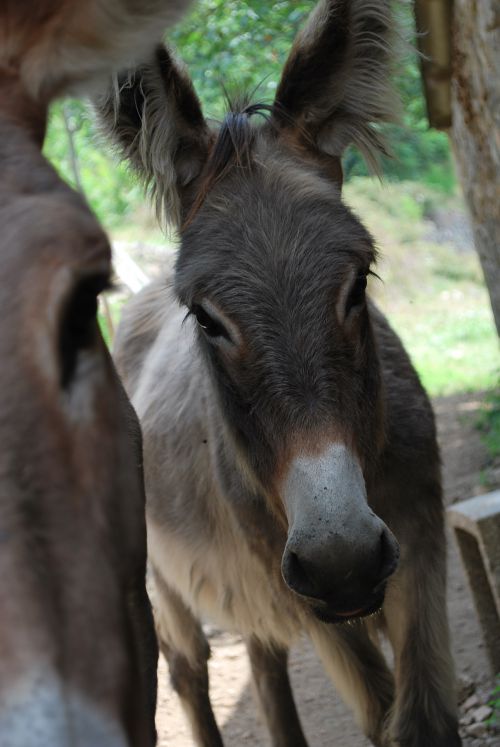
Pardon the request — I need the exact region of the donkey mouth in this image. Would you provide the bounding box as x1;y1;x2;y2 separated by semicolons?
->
311;586;386;625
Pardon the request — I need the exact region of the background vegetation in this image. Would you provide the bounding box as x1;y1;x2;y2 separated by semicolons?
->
43;0;498;398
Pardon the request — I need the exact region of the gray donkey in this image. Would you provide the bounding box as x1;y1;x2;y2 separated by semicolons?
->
98;1;461;745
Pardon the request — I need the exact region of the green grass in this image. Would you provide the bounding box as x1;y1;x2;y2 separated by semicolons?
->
391;308;497;396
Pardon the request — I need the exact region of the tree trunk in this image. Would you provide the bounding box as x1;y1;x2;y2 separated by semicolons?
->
451;0;500;337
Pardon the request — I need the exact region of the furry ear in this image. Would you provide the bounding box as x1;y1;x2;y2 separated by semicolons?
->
95;45;211;228
272;0;399;172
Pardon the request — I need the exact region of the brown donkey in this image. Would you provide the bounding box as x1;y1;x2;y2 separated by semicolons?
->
0;98;158;747
0;1;194;744
100;1;461;745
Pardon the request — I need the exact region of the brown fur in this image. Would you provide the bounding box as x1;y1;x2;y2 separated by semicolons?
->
0;0;194;743
0;109;158;746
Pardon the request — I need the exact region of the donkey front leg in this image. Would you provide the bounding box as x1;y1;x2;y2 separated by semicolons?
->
246;637;308;747
151;568;223;747
382;526;461;747
308;621;395;746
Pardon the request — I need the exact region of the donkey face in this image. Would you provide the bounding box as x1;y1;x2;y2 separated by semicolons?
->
0;127;156;745
176;144;399;622
101;0;400;622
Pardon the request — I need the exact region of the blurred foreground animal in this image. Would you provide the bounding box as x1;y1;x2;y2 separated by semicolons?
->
0;0;193;744
0;0;192;103
0;133;157;745
100;0;462;745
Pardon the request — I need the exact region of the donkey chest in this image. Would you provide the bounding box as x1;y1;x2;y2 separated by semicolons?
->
147;504;301;648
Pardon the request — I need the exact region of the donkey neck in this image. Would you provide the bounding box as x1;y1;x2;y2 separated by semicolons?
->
0;69;47;147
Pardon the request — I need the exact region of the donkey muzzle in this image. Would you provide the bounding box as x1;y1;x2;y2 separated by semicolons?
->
281;443;399;622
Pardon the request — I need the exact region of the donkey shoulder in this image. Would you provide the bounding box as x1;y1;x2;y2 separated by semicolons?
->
114;278;174;396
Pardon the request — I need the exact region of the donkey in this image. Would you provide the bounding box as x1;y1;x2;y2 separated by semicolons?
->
1;1;196;743
0;89;160;745
99;1;462;745
0;1;193;743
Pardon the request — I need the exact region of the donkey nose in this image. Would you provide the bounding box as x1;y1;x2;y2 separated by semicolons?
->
282;524;399;610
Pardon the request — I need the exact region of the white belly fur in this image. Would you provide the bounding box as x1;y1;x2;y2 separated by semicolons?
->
147;516;301;648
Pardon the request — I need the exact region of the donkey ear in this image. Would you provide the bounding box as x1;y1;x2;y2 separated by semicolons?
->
95;45;211;228
272;0;399;172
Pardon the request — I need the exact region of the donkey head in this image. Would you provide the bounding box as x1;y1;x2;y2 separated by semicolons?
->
0;129;157;746
101;0;400;623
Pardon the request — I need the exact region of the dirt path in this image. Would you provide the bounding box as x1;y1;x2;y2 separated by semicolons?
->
155;392;499;746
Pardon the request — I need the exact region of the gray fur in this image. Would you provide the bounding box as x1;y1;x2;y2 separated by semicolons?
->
95;46;211;228
0;115;157;746
273;0;402;170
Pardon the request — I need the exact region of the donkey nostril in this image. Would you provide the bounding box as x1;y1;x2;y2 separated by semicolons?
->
289;551;308;584
284;550;315;596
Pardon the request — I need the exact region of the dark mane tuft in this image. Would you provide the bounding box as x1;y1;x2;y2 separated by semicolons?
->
182;97;279;230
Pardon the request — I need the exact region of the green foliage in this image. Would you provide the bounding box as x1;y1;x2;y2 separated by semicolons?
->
98;312;112;348
476;378;500;459
43;100;142;230
170;0;311;115
489;674;500;727
43;0;455;225
170;0;455;189
98;297;126;347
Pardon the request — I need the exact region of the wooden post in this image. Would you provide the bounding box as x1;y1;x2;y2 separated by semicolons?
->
450;0;500;337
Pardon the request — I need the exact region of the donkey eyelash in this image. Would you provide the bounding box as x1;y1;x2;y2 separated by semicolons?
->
185;303;232;342
367;269;382;283
182;308;194;325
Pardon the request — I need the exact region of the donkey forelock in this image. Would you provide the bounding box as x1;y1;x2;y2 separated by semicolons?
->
182;98;294;229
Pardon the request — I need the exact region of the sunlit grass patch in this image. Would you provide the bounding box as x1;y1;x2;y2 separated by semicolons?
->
391;301;497;396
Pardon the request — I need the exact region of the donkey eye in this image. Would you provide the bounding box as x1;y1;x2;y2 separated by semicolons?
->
191;304;229;340
345;274;367;315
